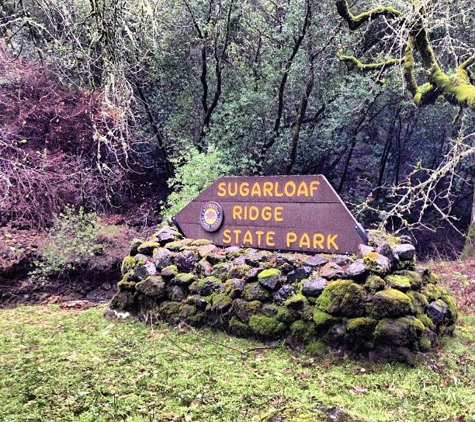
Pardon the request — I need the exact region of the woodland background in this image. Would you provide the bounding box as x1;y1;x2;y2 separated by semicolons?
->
1;0;475;259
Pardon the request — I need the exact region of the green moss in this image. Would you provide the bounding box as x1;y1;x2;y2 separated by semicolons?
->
369;288;412;319
440;294;459;325
385;274;412;291
210;292;233;311
190;239;212;246
364;275;386;294
367;230;400;247
289;319;316;343
406;291;429;315
129;238;144;256
248;315;286;337
242;282;271;301
304;340;328;356
158;301;182;319
161;265;179;278
174;273;198;285
285;293;308;310
374;316;425;347
313;309;339;331
276;306;297;323
258;268;281;279
135;276;165;297
211;262;230;281
346;317;377;332
417;313;436;331
418;336;432;352
315;280;366;317
421;283;445;302
137;240;160;255
227;264;251;279
121;256;137;275
117;279;137;291
228;316;251;337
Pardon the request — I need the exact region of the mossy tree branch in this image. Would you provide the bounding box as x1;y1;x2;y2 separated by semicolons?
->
336;0;475;111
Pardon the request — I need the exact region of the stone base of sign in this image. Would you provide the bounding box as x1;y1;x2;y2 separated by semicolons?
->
110;226;458;366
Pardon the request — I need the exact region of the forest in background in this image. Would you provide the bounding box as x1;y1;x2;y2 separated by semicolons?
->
1;0;475;259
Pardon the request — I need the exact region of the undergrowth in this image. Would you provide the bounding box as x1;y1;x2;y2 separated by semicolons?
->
0;305;474;422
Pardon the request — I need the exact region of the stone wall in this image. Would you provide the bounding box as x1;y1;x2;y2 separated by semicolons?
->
110;227;458;365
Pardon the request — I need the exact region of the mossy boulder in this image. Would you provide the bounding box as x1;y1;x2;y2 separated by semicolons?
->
369;288;413;319
228;264;252;279
228;316;252;337
129;238;144;256
313;309;339;332
374;316;425;348
174;273;198;286
233;299;262;323
196;276;223;296
364;274;386;294
136;276;166;298
316;280;367;317
161;265;179;279
121;256;137;274
248;315;286;338
137;240;159;256
289;319;317;344
257;268;282;290
153;248;173;270
211;262;231;281
243;282;272;301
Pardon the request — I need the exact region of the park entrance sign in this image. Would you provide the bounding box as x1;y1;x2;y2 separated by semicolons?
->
172;175;367;254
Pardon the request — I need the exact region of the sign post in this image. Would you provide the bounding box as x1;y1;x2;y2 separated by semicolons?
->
172;175;367;254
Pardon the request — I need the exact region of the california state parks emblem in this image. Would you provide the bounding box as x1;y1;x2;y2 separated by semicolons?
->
199;202;224;232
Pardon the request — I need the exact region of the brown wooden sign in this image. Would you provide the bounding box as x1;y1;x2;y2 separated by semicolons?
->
172;175;367;254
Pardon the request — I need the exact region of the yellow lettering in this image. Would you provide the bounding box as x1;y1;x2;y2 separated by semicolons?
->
286;231;298;247
255;230;264;246
243;230;253;245
263;181;273;196
313;233;325;249
310;180;320;196
275;182;284;197
284;181;296;196
262;206;272;221
251;182;262;196
233;229;242;243
297;182;309;197
222;229;231;244
218;182;227;197
266;231;276;247
228;182;238;196
299;232;311;248
327;234;339;251
249;206;259;221
239;182;249;196
233;205;243;220
275;206;283;222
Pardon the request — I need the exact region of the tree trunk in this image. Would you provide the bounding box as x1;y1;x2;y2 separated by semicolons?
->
461;187;475;260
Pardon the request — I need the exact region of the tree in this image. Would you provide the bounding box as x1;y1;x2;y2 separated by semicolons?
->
336;0;475;256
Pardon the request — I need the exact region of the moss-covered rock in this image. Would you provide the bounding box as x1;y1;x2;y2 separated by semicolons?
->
363;251;391;275
257;268;282;290
233;299;262;323
406;290;429;315
249;315;286;337
161;265;179;279
136;276;166;298
158;301;182;319
211;262;231;281
121;256;137;275
137;240;159;256
117;279;137;291
196;276;223;296
285;293;308;311
227;264;252;279
313;309;339;331
385;274;412;292
276;306;297;324
228;316;252;337
243;282;271;301
174;273;198;286
316;280;366;317
129;238;144;256
369;288;413;319
289;319;317;344
364;274;386;294
110;290;137;312
209;291;233;312
374;316;425;348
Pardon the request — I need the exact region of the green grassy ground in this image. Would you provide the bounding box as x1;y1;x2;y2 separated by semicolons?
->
0;304;474;422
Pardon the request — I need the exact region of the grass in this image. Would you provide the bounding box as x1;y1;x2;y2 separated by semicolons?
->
0;305;474;422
